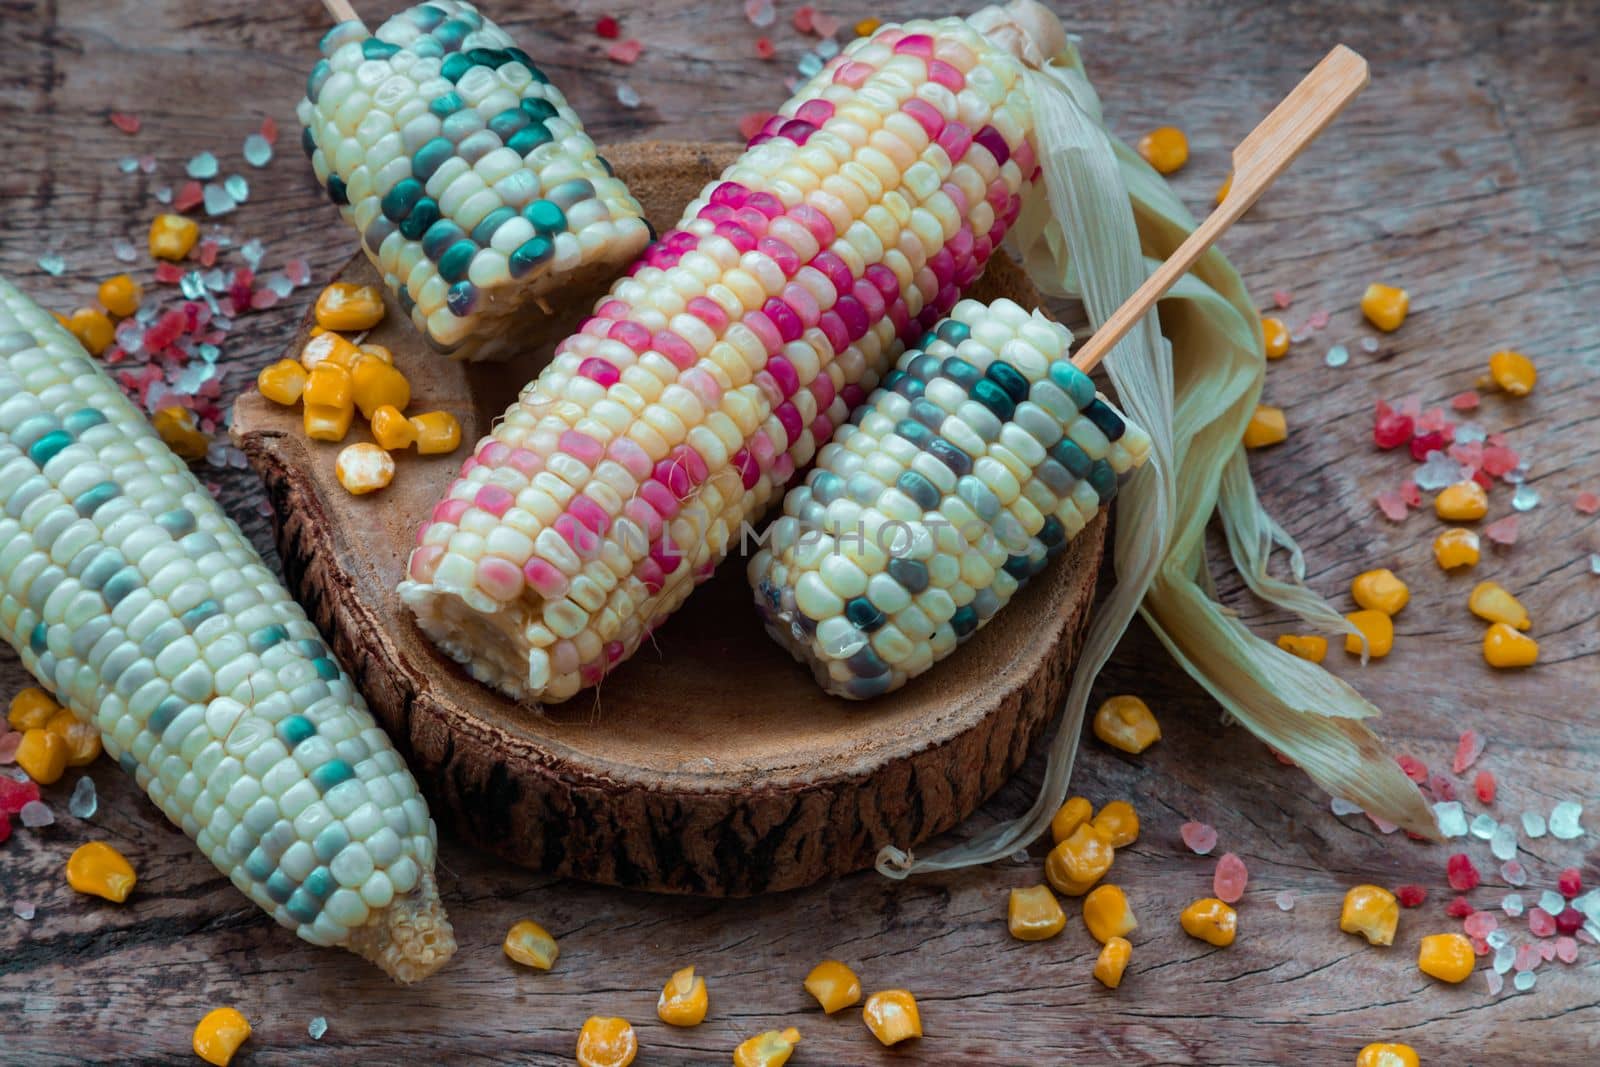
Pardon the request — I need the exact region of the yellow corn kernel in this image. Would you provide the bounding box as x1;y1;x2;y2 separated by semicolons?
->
351;358;412;419
411;411;462;455
1435;481;1487;521
854;17;881;35
16;728;68;785
148;213;199;261
1339;885;1400;946
192;1007;251;1066
803;960;861;1014
1215;172;1232;204
575;1016;637;1067
1488;349;1535;396
356;342;394;365
300;331;361;371
1417;932;1474;983
1094;936;1132;989
1242;404;1287;448
304;362;352;408
66;841;137;903
1007;884;1066;941
304;403;354;442
1468;580;1529;629
1262;316;1289;360
1483;622;1538;669
98;273;143;318
733;1027;801;1067
53;311;72;330
657;965;708;1027
8;686;60;732
1083;883;1138;944
46;707;101;767
151;406;210;461
1045;824;1114;896
336;442;395;495
1433;528;1480;570
257;359;308;406
1093;694;1161;754
1091;801;1139;847
502;919;559;969
1276;634;1328;663
1136;126;1188;174
1180;897;1237;947
1344;609;1394;658
371;404;419;451
1357;1043;1420;1067
862;990;921;1047
68;307;116;356
315;282;386;332
1360;283;1409;332
1049;795;1093;843
1351;568;1409;616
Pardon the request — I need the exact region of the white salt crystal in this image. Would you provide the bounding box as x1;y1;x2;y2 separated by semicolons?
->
1359;337;1379;353
616;83;640;109
155;185;173;204
187;151;219;179
1590;553;1600;576
68;776;97;820
203;183;237;216
1502;893;1524;916
1452;422;1487;444
1275;890;1296;911
118;156;140;174
224;175;250;204
1470;814;1499;839
308;1017;328;1040
1434;801;1468;838
1549;801;1585;840
1539;890;1566;916
12;900;35;920
240;239;266;270
243;134;274;168
113;239;138;263
1486;929;1509;949
1490;823;1518;861
1513;970;1536;992
19;800;53;827
1511;485;1540;511
1502;862;1528;887
0;731;19;764
1492;943;1515;973
1415;453;1469;491
37;253;65;276
1324;343;1350;368
1330;796;1363;816
1522;811;1547;838
1486;969;1504;995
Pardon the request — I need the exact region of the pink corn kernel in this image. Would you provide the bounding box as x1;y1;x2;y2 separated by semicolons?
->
554;514;600;557
1180;821;1218;856
623;497;663;542
473;486;514;518
1213;852;1248;903
928;59;964;92
432;497;469;526
408;545;443;582
476;557;524;600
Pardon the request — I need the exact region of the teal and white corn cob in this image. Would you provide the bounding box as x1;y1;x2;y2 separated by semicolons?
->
0;277;454;982
749;299;1151;698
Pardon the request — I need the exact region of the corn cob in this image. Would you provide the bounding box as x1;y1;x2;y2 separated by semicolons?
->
748;299;1150;697
0;277;454;982
400;11;1046;702
297;0;651;360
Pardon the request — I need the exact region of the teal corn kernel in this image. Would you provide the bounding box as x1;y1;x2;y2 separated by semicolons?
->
1088;459;1118;503
312;657;340;681
63;407;107;433
470;207;517;245
382;178;424;221
399;197;440;241
1048;361;1096;408
437;240;477;283
74;481;120;517
28;429;73;466
986;361;1029;402
413;137;455;182
248;624;288;652
1082;398;1126;442
487;107;529;140
522;199;565;235
428;91;464;118
941;356;983;390
362;38;401;60
505;123;552;155
327;174;348;205
971;378;1015;420
439;51;473;82
278;715;317;748
1050;437;1093;479
508;237;553;278
519;97;558;122
311;759;355;792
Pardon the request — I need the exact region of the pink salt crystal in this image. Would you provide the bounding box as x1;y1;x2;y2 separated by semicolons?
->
1415;406;1451;433
285;258;312;287
249;288;280;310
1484;515;1520;546
1480;444;1519;477
173;180;204;213
1213;852;1248;903
1485;970;1504;995
1463;911;1499;938
1376;489;1409;522
793;4;815;31
1452;729;1486;774
261;116;279;144
1537;939;1557;962
1396;754;1428;783
1396;394;1423;418
1180;821;1218;856
606;39;643;64
0;731;20;764
811;11;841;37
1447;853;1481;891
1514;943;1539;972
1367;813;1399;835
1451;390;1481;411
1400;480;1422;508
1555;936;1579;963
1470;935;1489;956
1576;491;1599;515
198;239;220;268
1307;308;1330;329
110;111;141;134
1528;907;1557;937
155;261;184;284
738;111;774;140
1428;774;1456;802
1272;289;1293;309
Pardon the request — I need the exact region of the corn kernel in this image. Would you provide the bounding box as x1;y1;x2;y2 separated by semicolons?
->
1093;936;1132;989
98;274;142;318
1276;634;1328;663
1049;795;1093;843
411;411;462;454
1483;622;1538;669
315;282;386;332
1417;932;1474;983
351;358;412;419
1262;316;1290;360
803;960;861;1014
1468;580;1529;629
1433;528;1480;570
733;1027;801;1067
1488;349;1535;396
66;841;137;903
1344;609;1394;658
149;213;200;260
356;341;394;365
46;707;101;767
68;307;116;356
575;1016;637;1067
304;362;352;408
8;686;59;732
657;965;708;1027
1180;897;1237;947
862;990;921;1047
16;728;68;785
1339;885;1400;946
1361;283;1409;332
257;359;308;406
151;406;210;461
304;403;354;442
1435;481;1487;521
502;919;559;969
1092;801;1139;847
1045;824;1114;896
1093;695;1161;754
371;404;419;450
1216;173;1232;205
1351;568;1409;616
1242;404;1287;448
300;331;361;371
336;442;396;495
1136;126;1189;174
1083;883;1138;943
1357;1043;1420;1067
854;17;881;35
1007;884;1066;941
192;1007;251;1066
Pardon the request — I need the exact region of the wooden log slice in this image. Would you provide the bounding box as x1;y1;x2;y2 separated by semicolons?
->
231;141;1107;896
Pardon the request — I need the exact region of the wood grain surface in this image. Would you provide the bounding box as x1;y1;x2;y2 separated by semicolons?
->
2;1;1597;1064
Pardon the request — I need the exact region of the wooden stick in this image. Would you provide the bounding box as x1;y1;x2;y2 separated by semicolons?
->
1071;44;1369;373
321;0;363;24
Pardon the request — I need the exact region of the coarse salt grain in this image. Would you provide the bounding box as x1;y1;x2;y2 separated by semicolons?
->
1448;853;1481;891
1485;969;1504;995
1513;943;1539;971
1376;489;1408;522
1324;343;1349;368
1453;729;1486;773
1435;801;1468;838
1360;337;1379;354
0;732;19;764
1511;485;1540;511
616;83;640;109
1395;885;1427;908
1501;862;1528;888
1513;970;1536;992
1522;811;1547;838
110;111;141;134
1489;823;1518;861
1576;491;1599;514
1548;801;1584;839
1483;515;1520;546
1180;821;1218;855
243;133;273;168
1275;890;1295;911
1469;814;1498;840
1555;937;1578;963
607;39;643;64
68;776;97;820
1213;852;1248;903
308;1017;328;1040
19;800;53;828
12;900;34;920
1330;796;1363;817
186;151;218;180
1492;942;1516;973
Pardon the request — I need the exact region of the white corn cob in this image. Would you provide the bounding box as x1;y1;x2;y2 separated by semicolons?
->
0;277;454;982
399;10;1047;702
297;0;651;359
749;299;1150;697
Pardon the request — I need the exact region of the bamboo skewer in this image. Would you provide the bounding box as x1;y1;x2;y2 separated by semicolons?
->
322;0;363;25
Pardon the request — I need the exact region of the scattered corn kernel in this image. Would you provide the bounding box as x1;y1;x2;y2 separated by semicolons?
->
351;358;412;419
304;362;352;408
1180;897;1237;947
1242;404;1287;448
1007;884;1066;941
1045;823;1114;896
336;442;397;495
257;359;308;406
356;341;394;365
862;990;921;1047
304;403;354;442
410;411;462;454
575;1016;637;1067
152;406;210;461
148;213;199;260
1050;796;1094;843
371;404;419;451
1339;885;1400;946
314;282;386;332
803;960;862;1014
66;841;137;903
502;919;559;970
98;273;142;318
1360;283;1409;332
1094;936;1132;989
733;1027;800;1067
1433;528;1480;570
1091;801;1139;848
657;965;708;1027
1417;932;1474;983
1357;1043;1420;1067
1136;126;1189;174
1093;695;1161;754
1344;610;1394;658
1435;481;1487;521
1083;883;1138;943
1261;316;1290;360
1276;634;1328;663
68;307;115;356
1468;581;1529;629
854;17;881;35
46;707;101;766
1216;172;1232;204
300;331;361;371
1488;349;1536;396
192;1007;251;1066
1351;569;1409;615
1483;622;1538;669
8;687;59;732
16;728;68;785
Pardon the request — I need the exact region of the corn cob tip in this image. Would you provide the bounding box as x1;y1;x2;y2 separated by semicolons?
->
972;0;1067;69
346;865;456;983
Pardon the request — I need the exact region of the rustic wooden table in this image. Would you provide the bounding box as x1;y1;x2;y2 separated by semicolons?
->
2;1;1596;1063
